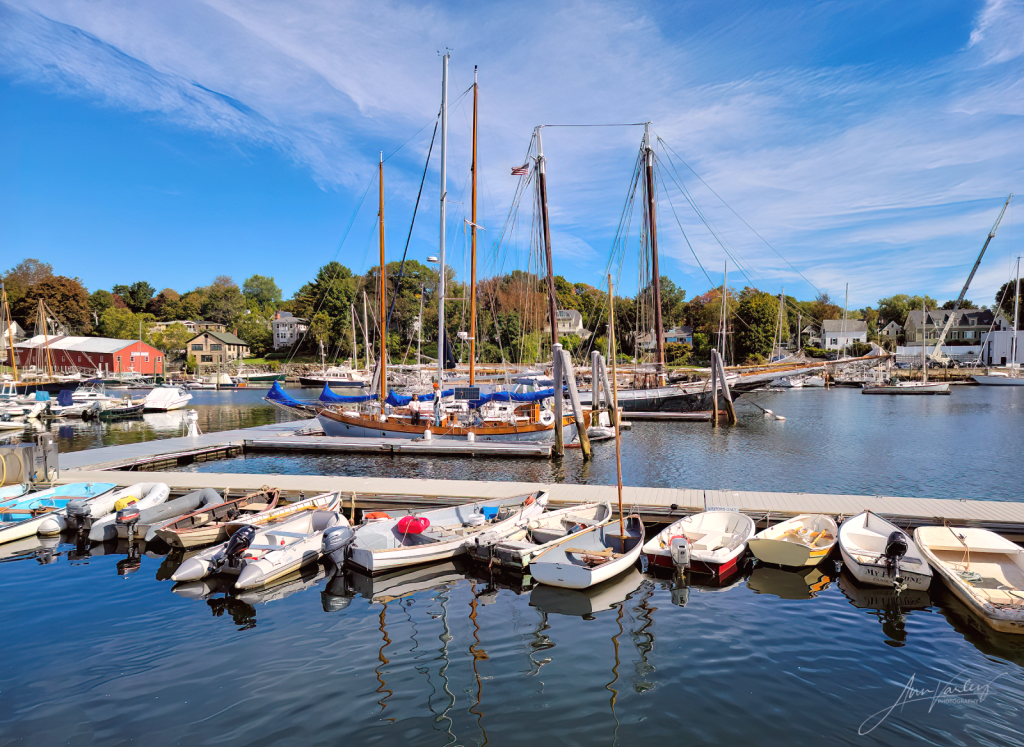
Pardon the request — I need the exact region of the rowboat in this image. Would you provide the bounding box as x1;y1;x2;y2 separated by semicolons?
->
0;482;117;545
529;567;643;616
89;483;171;541
153;488;281;548
748;514;838;567
111;487;223;542
641;510;755;574
171;507;346;589
529;515;644;590
346;492;547;573
465;500;612;570
913;526;1024;635
838;511;932;590
0;484;29;501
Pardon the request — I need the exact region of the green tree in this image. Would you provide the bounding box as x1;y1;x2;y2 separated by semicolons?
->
15;275;92;334
99;307;156;341
941;299;977;310
877;294;938;325
180;290;205;320
810;291;842;324
236;313;273;357
148;289;183;320
200;276;246;325
734;291;780;362
112;282;155;313
152;322;192;358
242;275;282;307
995;281;1024;328
3;258;53;312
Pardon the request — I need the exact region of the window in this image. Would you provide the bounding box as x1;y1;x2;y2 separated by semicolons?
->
830;338;838;345
191;344;204;351
201;355;213;362
156;356;162;362
210;344;223;351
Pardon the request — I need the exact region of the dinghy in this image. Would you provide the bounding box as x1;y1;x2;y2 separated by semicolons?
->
58;482;168;536
171;506;346;589
0;482;117;544
344;492;548;573
838;511;931;590
748;514;838;567
529;515;644;590
111;487;223;542
914;526;1024;635
88;483;171;541
153;488;282;548
642;510;755;574
465;501;612;570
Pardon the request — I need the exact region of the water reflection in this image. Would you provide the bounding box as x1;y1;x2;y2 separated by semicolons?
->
0;534;63;564
837;570;932;647
529;568;644;618
932;583;1024;667
747;564;834;600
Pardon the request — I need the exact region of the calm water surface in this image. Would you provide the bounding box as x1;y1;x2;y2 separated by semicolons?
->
3;385;1024;746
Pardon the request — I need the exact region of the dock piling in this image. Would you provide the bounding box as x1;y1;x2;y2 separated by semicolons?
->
553;344;564;457
560;349;591;459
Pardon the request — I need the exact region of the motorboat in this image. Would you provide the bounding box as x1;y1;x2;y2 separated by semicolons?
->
143;386;193;412
88;483;171;541
529;515;644;590
0;482;117;544
466;501;612;570
171;508;347;589
838;511;932;590
862;380;951;395
153;488;282;548
111;487;223;542
801;375;826;387
642;510;756;574
914;526;1024;635
748;514;838;567
298;366;370;388
58;482;165;535
344;493;548;573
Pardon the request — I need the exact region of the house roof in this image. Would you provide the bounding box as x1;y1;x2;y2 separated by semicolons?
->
821;319;867;333
189;330;249;346
905;309;997;327
14;335;149;353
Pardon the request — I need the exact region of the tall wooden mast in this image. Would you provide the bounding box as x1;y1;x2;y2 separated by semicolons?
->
2;285;18;381
644;123;665;381
437;52;449;385
536;126;559;349
469;65;479;386
378;152;387;405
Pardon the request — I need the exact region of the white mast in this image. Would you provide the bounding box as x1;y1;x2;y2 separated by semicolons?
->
1013;256;1021;369
922;302;928;384
841;283;849;359
437;52;449;385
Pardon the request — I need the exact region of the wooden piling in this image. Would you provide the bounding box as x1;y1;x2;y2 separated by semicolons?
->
560;349;591;459
553;343;564;457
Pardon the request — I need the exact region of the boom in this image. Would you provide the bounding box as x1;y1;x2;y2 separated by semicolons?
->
930;194;1012;361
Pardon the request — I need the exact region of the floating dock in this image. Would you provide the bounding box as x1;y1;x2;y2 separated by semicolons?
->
244;436;551;458
50;421;1024;538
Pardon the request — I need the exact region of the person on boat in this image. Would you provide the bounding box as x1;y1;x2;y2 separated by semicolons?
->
411;394;421;425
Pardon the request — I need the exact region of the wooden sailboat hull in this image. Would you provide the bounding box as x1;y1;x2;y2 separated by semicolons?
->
317;409;575;442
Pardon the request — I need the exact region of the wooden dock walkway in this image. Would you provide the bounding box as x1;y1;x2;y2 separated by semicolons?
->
52;421;1024;537
244;436;551;458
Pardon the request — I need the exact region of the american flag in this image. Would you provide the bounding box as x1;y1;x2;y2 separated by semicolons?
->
510;163;530;176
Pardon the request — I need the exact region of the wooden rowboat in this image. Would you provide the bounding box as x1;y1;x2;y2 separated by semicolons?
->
153;488;281;549
529;515;645;590
748;514;838;567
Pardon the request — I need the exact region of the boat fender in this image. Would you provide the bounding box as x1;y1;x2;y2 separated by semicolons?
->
669;535;691;570
538;410;555;427
524;495;535;506
397;515;430;534
883;531;908;583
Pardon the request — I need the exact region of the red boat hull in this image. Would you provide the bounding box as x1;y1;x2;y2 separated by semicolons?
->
646;552;742;576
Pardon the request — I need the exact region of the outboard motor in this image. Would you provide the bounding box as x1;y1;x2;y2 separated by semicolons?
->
321;524;356;565
116;505;142;541
884;531;908;587
216;525;257;571
669;535;692;570
65;499;93;532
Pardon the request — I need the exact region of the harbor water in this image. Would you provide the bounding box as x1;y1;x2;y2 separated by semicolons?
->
2;385;1024;745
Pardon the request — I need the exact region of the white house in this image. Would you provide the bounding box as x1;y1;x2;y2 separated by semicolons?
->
641;326;693;350
544;309;589;339
821;319;868;350
272;311;308;349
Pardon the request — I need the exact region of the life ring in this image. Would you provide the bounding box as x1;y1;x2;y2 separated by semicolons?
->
538;410;556;427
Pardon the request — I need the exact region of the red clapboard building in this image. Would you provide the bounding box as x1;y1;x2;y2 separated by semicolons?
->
13;335;166;375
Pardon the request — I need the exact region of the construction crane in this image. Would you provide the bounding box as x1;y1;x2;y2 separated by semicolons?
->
929;194;1013;363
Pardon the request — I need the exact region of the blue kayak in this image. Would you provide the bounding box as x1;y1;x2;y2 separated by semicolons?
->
0;483;117;524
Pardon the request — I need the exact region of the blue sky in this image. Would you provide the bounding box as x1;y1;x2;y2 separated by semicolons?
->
1;0;1022;308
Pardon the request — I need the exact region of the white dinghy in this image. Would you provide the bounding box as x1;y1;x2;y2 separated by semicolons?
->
529;515;644;590
838;512;931;590
172;507;347;589
642;510;755;575
343;492;547;573
466;501;612;570
89;483;171;542
748;514;838;567
914;526;1024;635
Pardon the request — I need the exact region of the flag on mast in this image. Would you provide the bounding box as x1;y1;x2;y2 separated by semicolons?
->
510;163;530;176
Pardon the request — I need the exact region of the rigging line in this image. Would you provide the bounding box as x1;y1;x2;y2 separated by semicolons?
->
537;123;648;128
657;170;716;287
383;86;470;163
385;113;440;330
657;135;823;296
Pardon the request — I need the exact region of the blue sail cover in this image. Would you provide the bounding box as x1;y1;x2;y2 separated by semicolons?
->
386;389;455;406
266;381;307;408
469;388;555;408
319;384;376;404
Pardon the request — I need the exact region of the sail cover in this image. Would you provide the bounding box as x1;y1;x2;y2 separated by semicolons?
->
319;384;376;404
469;388;555;408
386;388;455;406
266;381;308;408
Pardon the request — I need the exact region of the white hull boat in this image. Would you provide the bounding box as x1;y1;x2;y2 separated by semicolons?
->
345;492;548;573
530;515;644;590
748;514;838;567
466;501;612;569
972;373;1024;386
0;482;117;544
153;488;283;549
838;511;931;590
642;510;755;574
143;386;194;411
914;526;1024;635
802;376;826;387
88;483;171;541
862;381;950;395
172;508;346;589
